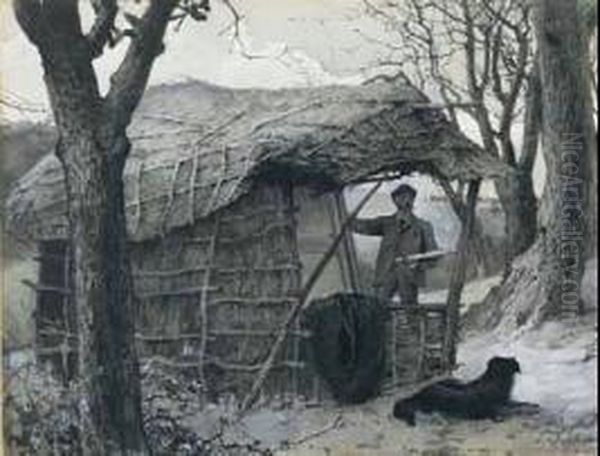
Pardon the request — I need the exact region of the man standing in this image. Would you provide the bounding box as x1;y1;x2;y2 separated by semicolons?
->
352;183;439;307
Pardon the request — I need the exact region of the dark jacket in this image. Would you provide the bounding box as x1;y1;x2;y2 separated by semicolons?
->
352;212;438;287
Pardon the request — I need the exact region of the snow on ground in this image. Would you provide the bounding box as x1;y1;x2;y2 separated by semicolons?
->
178;305;596;455
236;265;598;455
437;258;597;433
455;320;597;439
236;319;597;455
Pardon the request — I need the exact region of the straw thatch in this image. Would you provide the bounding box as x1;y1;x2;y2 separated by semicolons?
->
6;75;508;242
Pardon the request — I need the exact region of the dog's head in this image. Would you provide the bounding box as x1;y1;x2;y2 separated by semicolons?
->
487;356;521;375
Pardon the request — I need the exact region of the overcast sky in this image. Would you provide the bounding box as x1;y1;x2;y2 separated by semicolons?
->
0;0;395;123
0;0;545;197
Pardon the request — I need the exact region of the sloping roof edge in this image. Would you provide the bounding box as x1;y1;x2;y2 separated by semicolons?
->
5;76;511;242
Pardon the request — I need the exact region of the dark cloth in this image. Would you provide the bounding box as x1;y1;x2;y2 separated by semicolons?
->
303;293;387;404
351;212;438;302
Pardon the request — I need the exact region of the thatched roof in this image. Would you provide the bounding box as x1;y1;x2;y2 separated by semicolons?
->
6;75;509;242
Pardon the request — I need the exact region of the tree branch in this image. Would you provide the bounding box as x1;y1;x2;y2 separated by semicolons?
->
478;18;495;91
491;26;507;105
460;0;482;98
14;0;84;49
497;11;531;165
106;0;178;131
87;0;118;59
518;60;542;172
13;0;43;45
437;177;467;222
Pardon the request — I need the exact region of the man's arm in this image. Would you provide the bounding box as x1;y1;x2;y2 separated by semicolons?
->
350;217;385;236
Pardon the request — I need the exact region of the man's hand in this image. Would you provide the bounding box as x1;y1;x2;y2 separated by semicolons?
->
398;254;409;266
397;255;420;274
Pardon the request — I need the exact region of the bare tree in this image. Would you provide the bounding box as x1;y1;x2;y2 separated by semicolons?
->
12;0;212;452
534;0;597;319
581;1;598;259
362;0;540;273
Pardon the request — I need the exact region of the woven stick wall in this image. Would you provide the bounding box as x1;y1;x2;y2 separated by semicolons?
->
131;182;312;403
382;303;448;391
29;240;77;384
29;187;450;405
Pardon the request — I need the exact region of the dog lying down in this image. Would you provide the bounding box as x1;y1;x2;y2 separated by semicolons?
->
393;357;540;426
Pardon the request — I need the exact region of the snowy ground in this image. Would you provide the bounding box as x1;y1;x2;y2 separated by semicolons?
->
228;265;598;455
167;288;596;455
225;318;596;456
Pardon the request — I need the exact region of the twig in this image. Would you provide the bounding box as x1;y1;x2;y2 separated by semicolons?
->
21;279;71;296
198;214;220;392
131;160;143;236
287;415;343;447
161;160;181;235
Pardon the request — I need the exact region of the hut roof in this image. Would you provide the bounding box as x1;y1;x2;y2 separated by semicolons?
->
6;75;510;242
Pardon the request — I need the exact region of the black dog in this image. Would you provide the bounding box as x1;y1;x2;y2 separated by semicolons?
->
393;357;521;426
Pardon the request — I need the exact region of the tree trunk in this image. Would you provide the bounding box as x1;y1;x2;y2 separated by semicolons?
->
496;170;538;271
580;0;599;260
437;178;496;277
534;0;592;319
60;133;146;454
444;179;481;369
496;60;542;274
586;132;597;258
13;0;180;452
40;30;148;456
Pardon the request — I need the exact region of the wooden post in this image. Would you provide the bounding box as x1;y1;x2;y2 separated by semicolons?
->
443;179;481;369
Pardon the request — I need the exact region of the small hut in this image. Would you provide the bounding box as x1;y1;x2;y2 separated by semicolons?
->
6;75;508;404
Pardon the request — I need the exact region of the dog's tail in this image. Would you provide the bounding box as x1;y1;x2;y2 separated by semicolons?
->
393;398;416;426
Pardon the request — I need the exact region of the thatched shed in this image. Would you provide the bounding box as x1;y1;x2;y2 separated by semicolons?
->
6;75;508;404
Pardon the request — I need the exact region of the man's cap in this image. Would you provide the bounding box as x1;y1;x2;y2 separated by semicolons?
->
391;183;417;198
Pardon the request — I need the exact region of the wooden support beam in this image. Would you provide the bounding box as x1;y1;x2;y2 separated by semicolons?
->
137;285;220;299
410;102;480;110
387;302;447;313
135;333;206;342
208;359;306;373
209;297;298;306
348;172;410;185
198;215;220;394
208;328;312;338
418;302;448;313
139;356;306;372
21;279;71;296
33;253;66;262
334;191;362;291
134;263;302;278
35;345;76;356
